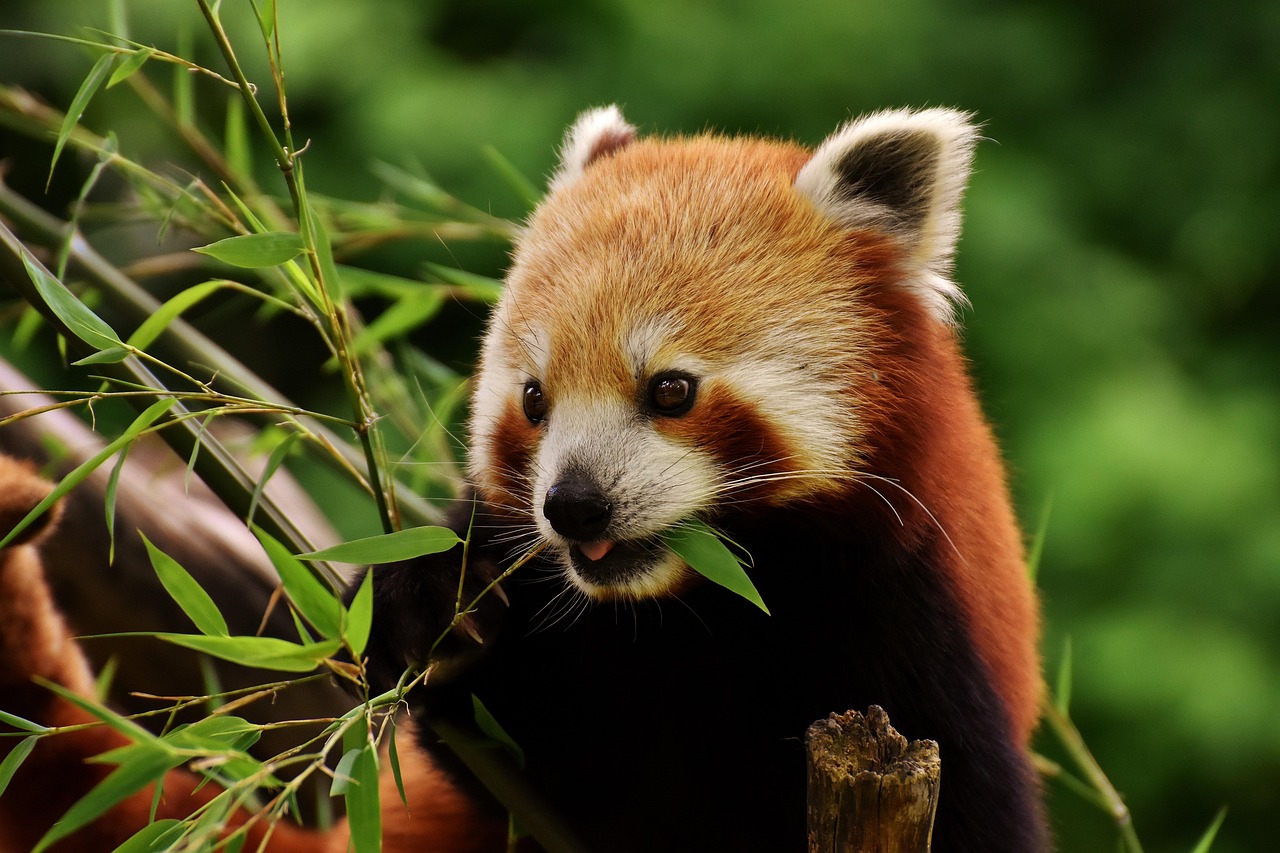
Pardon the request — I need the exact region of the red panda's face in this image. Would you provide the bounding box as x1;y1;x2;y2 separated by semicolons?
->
469;108;976;601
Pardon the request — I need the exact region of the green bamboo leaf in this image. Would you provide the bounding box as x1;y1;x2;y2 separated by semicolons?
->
37;680;166;748
247;431;301;525
155;633;341;673
330;747;360;797
49;51;120;183
296;526;461;564
663;520;769;614
32;745;177;853
103;448;127;564
0;398;175;548
71;345;130;366
337;266;421;299
387;723;408;807
143;534;229;637
371;161;452;209
173;26;193;126
0;735;39;798
127;280;228;350
482;144;541;211
342;726;381;853
254;527;344;639
225;96;251;178
423;262;503;303
0;709;48;733
473;695;525;769
346;569;374;658
107;0;129;39
301;178;343;300
1189;807;1227;853
21;251;123;353
1026;494;1053;583
165;715;262;753
58;132;118;281
1055;636;1073;716
350;291;447;357
253;0;278;39
94;655;119;702
107;47;153;88
192;232;306;268
110;819;184;853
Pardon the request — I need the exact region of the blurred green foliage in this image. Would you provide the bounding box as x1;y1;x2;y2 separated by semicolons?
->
1;1;1277;851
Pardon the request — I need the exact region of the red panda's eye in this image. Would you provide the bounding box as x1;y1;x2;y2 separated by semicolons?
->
523;381;547;423
648;373;697;416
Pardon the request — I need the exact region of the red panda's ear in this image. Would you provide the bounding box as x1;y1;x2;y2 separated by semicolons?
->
549;105;637;194
795;108;979;323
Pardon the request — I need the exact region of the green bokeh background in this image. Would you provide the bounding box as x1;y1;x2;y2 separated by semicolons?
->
2;1;1277;851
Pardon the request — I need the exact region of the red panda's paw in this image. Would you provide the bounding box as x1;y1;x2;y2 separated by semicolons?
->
350;535;510;700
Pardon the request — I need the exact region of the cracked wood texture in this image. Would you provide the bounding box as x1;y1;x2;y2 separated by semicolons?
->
806;706;940;852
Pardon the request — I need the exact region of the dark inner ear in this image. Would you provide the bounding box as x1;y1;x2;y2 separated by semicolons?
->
581;127;634;170
834;129;939;231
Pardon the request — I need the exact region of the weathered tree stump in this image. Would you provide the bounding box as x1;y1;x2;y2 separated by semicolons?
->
806;706;941;852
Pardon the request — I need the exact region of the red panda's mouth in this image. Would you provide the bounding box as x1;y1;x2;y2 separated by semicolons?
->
566;536;666;587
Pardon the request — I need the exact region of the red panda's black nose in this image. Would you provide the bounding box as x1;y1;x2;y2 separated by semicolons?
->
543;478;613;541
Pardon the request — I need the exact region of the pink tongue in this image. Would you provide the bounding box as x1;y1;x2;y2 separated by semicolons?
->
579;540;615;562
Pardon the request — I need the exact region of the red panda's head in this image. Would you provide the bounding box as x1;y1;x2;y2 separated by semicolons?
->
470;106;978;601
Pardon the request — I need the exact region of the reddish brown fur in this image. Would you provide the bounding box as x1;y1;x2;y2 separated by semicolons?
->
0;456;488;853
838;264;1041;741
491;136;1040;741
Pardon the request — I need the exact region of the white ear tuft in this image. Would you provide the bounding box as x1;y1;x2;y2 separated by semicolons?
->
795;108;980;322
548;105;637;194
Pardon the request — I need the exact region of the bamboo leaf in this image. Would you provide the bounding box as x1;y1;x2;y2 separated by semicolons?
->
32;745;177;853
387;722;408;807
247;430;301;525
1189;807;1227;853
252;0;278;40
165;715;261;754
192;232;305;268
0;709;48;733
71;345;130;366
254;527;344;639
1055;636;1073;716
1026;494;1053;583
423;262;503;303
296;526;461;564
49;51;120;183
107;47;153;88
342;726;381;853
127;280;228;350
0;735;39;798
345;569;374;658
664;520;769;614
110;819;184;853
37;680;167;748
0;398;175;548
300;176;343;301
104;448;127;564
330;747;360;797
350;291;447;356
21;251;123;353
143;533;230;637
173;26;193;127
472;695;525;769
225;95;251;178
482;144;541;211
155;633;341;673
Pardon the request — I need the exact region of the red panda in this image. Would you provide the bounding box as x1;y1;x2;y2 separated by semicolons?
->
0;105;1045;852
365;105;1046;851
